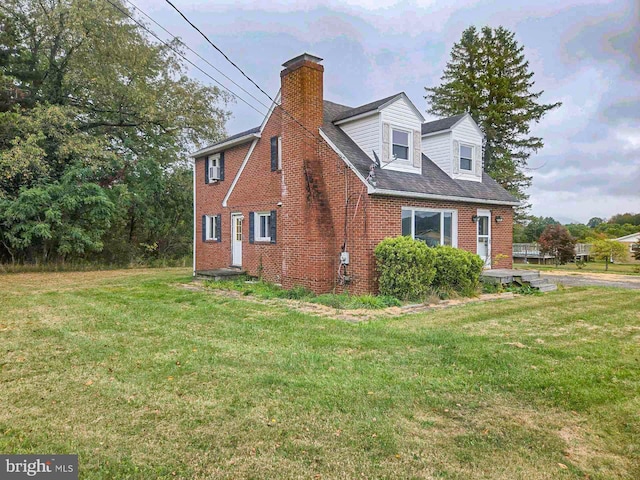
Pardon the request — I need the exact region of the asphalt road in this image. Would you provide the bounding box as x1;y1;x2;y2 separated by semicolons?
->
540;272;640;290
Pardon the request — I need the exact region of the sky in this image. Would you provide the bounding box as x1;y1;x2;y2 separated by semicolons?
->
135;0;639;223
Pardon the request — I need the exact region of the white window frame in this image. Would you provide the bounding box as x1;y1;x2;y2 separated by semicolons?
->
207;154;220;181
391;127;411;164
277;136;282;170
401;207;458;247
459;143;474;172
205;215;217;241
255;212;271;242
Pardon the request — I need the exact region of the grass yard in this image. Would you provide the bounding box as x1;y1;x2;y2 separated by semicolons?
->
518;261;640;275
1;269;639;479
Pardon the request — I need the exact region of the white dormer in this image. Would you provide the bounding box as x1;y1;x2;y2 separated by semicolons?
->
421;113;484;182
334;93;425;175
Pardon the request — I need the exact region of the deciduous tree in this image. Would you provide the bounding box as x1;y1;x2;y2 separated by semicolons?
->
538;224;576;266
591;239;628;271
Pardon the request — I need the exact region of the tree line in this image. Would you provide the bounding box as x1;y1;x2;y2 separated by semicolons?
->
0;0;228;266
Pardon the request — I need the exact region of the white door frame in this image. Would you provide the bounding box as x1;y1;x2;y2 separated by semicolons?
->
477;208;491;268
231;213;243;267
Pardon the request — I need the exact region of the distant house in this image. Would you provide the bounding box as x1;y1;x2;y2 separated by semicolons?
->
613;232;640;262
191;53;519;294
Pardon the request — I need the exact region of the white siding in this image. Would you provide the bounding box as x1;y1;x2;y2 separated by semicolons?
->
422;132;452;176
380;97;422;132
380;97;423;173
452;116;483;182
340;113;380;161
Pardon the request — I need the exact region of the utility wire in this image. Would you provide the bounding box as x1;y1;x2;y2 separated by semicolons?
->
121;0;271;112
163;0;322;142
102;0;267;117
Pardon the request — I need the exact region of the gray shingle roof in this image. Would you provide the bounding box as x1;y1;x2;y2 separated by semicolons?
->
421;114;466;135
211;126;260;146
322;101;519;205
331;93;403;122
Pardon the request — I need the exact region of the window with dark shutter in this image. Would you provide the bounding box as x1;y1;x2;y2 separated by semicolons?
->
270;136;278;171
219;152;225;180
201;215;207;242
204;158;209;184
216;214;222;242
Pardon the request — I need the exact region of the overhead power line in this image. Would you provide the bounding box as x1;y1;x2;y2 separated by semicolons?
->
163;0;322;142
121;0;271;113
102;0;267;117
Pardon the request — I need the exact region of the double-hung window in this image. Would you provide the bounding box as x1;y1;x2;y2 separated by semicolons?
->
392;128;410;162
402;208;457;247
255;212;271;242
207;154;221;181
204;215;218;241
459;144;473;171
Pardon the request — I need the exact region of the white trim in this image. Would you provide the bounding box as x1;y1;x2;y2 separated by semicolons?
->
254;212;272;242
222;139;258;207
477;208;491;268
231;212;243;267
459;142;474;172
402;206;458;247
318;129;375;193
190;132;260;158
333;110;378;126
374;188;520;206
420;113;484;139
192;158;196;277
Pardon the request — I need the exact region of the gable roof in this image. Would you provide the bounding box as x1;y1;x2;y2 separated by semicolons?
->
613;232;640;242
421;113;466;135
322;101;519;206
191;126;260;158
332;92;425;123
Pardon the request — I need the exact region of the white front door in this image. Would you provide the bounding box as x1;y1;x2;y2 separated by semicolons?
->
477;209;491;268
231;213;243;267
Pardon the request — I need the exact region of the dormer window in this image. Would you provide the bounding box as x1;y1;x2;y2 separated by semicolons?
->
460;144;473;171
392;129;410;162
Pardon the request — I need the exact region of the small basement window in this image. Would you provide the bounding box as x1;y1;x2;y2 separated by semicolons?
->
460;145;473;171
255;212;271;242
392;128;410;162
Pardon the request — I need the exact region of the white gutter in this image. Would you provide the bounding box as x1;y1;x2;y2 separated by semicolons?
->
222;139;259;207
372;188;521;206
190;132;260;159
192;157;197;277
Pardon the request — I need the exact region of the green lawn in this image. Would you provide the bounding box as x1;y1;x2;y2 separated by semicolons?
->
518;261;640;275
1;269;639;479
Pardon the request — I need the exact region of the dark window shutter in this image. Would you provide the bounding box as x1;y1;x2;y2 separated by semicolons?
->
201;215;207;242
270;210;277;244
248;211;254;244
216;214;222;242
219;152;225;181
204;158;209;184
270;136;278;171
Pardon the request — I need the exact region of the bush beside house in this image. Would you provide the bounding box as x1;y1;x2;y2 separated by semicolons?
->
375;236;484;300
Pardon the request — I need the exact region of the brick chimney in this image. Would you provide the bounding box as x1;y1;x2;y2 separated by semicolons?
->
279;53;336;292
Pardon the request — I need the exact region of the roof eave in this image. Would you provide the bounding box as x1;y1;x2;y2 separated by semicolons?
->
333;110;379;126
190;132;261;158
370;188;521;206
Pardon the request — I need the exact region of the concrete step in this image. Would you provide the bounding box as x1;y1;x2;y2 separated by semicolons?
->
528;278;549;287
196;268;246;281
536;283;558;292
514;273;540;283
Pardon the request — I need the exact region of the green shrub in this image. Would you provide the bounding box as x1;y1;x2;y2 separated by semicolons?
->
431;245;484;296
374;236;436;300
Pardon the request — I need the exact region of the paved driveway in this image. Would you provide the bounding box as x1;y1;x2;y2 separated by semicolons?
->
540;271;640;290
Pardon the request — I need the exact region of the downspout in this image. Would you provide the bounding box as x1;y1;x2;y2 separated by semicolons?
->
192;157;197;277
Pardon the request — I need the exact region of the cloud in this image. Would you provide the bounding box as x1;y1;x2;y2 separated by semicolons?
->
136;0;638;220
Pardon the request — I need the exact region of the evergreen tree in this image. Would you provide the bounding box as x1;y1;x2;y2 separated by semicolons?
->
425;26;561;210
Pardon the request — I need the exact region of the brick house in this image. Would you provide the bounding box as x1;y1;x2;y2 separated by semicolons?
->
192;53;519;294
